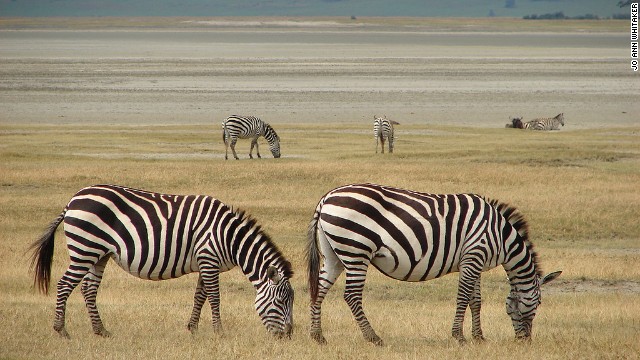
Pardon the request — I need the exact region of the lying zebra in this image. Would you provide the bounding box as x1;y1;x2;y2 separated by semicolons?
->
508;113;564;131
530;113;564;130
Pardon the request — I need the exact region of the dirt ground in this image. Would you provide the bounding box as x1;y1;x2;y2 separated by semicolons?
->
0;18;637;129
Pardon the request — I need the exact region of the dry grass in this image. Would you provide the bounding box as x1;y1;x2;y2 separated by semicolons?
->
1;122;639;359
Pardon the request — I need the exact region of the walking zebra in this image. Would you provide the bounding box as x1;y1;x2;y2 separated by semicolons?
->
373;115;399;154
306;183;561;345
30;184;294;339
222;115;281;160
531;113;564;130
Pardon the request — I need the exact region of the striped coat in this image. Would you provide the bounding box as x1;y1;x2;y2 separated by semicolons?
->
222;115;281;160
30;184;294;339
531;113;564;130
306;183;561;345
373;115;399;154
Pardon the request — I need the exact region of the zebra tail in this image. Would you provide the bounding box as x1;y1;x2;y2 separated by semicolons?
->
29;209;66;294
221;122;227;143
306;206;322;303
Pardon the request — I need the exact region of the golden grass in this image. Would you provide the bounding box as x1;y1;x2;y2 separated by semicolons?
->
1;122;639;359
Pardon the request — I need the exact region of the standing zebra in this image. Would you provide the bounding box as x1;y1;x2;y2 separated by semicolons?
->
30;184;294;339
373;115;399;154
531;113;564;130
306;183;561;345
222;115;281;160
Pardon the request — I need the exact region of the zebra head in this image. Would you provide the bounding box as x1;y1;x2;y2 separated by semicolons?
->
556;113;565;126
269;137;281;159
264;124;281;158
255;265;294;338
506;271;562;340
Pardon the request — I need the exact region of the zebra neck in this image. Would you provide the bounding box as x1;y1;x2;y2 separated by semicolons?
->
502;241;538;290
233;232;286;288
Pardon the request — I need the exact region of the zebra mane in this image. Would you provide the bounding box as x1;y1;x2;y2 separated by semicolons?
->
486;198;542;278
232;208;293;279
263;123;280;140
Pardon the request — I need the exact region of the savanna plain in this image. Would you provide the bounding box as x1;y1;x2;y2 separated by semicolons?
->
1;17;639;359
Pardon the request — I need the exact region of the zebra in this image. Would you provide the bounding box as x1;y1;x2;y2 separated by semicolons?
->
531;113;564;130
306;183;561;345
30;184;294;339
512;118;539;130
373;115;399;154
222;115;281;160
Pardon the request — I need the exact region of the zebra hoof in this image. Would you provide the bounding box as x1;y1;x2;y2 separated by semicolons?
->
187;323;198;334
95;328;111;338
367;335;384;346
56;327;71;340
310;331;327;344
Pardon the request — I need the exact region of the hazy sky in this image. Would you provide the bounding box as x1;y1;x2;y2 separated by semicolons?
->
0;0;627;18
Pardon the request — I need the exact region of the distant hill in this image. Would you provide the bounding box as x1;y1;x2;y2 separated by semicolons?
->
0;0;626;18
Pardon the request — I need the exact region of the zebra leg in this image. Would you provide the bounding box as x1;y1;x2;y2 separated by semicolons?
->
230;139;239;160
80;257;111;337
187;274;207;334
469;275;485;341
451;264;481;344
53;267;89;339
380;137;385;154
198;258;223;331
310;243;344;344
343;267;383;346
389;136;394;153
253;137;262;158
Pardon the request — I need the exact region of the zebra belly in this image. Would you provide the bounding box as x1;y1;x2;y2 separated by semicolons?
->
371;246;460;282
108;253;199;280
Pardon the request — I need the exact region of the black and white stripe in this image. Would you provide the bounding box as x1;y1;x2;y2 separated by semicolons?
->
511;113;564;131
306;183;561;345
531;113;564;130
373;115;398;154
222;115;281;160
30;184;294;339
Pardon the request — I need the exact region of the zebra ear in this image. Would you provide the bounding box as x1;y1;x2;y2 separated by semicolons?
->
266;266;282;285
541;271;562;285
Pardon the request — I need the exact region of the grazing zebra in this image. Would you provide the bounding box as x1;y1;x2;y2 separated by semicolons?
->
306;183;561;345
30;184;294;339
531;113;564;130
373;115;399;154
222;115;281;160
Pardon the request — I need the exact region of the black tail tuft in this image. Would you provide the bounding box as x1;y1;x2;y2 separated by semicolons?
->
305;210;321;303
29;210;65;294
